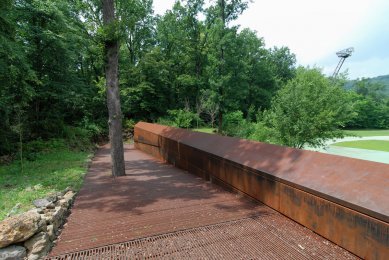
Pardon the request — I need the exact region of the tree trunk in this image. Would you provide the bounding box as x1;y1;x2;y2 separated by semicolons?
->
102;0;125;177
217;112;223;133
217;0;226;134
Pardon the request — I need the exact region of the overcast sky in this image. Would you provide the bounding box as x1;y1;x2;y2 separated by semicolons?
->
153;0;389;79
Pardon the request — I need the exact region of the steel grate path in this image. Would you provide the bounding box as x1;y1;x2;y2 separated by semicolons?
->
48;215;356;260
48;144;358;259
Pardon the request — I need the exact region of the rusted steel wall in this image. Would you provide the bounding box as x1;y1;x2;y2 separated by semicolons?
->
134;122;389;259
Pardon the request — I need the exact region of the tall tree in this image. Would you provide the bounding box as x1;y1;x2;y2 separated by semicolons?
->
102;0;125;176
264;67;353;149
206;0;248;133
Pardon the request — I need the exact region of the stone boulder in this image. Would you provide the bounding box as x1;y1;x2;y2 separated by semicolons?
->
46;225;55;241
51;206;67;232
32;198;52;208
63;190;75;205
0;210;42;248
0;245;27;260
24;232;50;260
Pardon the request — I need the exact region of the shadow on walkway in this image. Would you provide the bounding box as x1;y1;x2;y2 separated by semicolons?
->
48;144;357;259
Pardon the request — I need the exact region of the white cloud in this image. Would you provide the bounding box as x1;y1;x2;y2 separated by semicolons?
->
153;0;175;15
235;0;372;64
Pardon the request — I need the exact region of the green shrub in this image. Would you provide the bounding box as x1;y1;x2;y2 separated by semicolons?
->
157;117;176;127
222;111;254;138
62;126;94;151
80;117;105;140
23;138;67;160
123;118;136;139
167;109;200;128
247;122;277;144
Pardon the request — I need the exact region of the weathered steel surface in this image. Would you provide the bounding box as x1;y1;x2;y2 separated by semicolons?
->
48;216;356;260
134;122;389;259
48;144;356;259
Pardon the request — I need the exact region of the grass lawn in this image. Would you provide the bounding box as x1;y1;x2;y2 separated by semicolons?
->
332;140;389;152
344;129;389;137
192;128;216;134
0;143;92;221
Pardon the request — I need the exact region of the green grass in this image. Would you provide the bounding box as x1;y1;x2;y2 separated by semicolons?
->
333;140;389;152
0;143;91;221
192;128;216;134
344;129;389;137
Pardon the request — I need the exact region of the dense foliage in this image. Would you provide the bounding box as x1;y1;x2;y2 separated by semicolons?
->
0;0;106;156
345;78;389;129
1;0;388;156
0;0;297;156
263;67;353;148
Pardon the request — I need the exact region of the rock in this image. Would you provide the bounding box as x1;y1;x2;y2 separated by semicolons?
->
58;199;68;209
0;210;42;248
46;225;55;241
24;232;50;259
63;191;76;205
38;218;47;233
28;253;42;260
47;195;58;203
51;207;66;231
0;245;27;260
32;198;51;208
41;214;51;225
46;202;55;209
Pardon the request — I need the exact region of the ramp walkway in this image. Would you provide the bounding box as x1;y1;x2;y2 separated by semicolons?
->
48;144;356;259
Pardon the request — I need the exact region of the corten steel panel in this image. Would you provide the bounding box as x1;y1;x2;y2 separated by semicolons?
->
134;127;160;147
159;138;179;166
134;122;389;259
134;142;163;161
279;183;389;259
188;162;210;180
185;146;207;168
135;122;389;223
177;142;191;170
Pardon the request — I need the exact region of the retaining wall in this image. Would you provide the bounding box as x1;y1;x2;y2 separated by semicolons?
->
134;122;389;259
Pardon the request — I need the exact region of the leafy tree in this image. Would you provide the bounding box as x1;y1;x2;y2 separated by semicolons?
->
0;0;308;158
117;0;155;65
205;0;248;133
0;0;36;155
264;67;353;149
155;0;207;108
167;109;200;128
198;89;219;127
268;46;296;83
345;78;389;129
121;47;171;121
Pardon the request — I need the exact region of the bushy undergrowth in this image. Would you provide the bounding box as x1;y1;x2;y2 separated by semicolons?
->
0;137;92;221
158;109;202;128
0;123;99;220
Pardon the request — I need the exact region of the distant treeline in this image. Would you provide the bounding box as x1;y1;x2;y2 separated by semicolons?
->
345;75;389;95
343;76;389;129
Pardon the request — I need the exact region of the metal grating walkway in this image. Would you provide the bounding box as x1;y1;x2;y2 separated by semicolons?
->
47;144;358;259
48;216;356;259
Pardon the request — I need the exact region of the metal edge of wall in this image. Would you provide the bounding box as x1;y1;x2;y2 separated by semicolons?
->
134;124;389;259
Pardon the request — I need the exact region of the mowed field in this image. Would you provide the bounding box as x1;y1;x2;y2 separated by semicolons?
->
333;140;389;152
344;129;389;137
